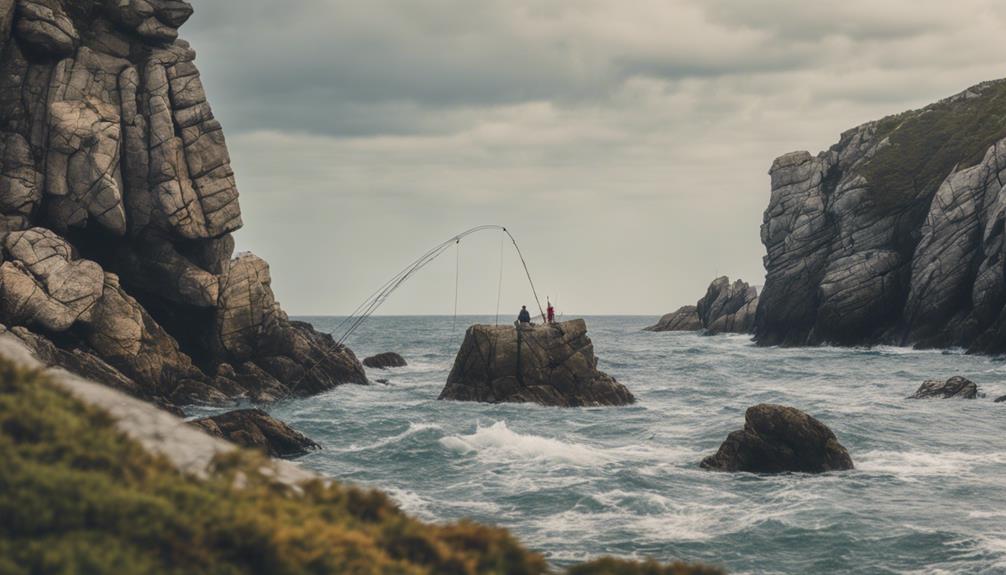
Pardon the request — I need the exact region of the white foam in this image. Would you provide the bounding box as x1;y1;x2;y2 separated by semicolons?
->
339;422;442;453
439;421;608;466
856;450;1006;481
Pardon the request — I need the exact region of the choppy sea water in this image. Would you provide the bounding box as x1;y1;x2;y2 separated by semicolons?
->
201;316;1006;574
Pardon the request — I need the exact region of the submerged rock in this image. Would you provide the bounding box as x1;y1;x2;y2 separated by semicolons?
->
190;408;319;459
647;277;758;334
363;352;407;369
0;0;366;407
701;404;854;473
908;376;979;399
438;319;635;407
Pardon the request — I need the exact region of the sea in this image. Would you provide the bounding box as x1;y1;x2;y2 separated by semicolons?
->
196;315;1006;574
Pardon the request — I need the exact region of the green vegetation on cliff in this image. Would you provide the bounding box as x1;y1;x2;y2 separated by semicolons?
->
0;358;721;575
863;79;1006;210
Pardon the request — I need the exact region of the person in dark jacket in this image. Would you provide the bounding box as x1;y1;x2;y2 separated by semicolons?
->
517;305;531;324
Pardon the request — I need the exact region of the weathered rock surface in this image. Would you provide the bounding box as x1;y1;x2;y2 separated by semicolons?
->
756;79;1006;352
439;319;634;407
701;404;854;473
647;276;758;334
363;352;407;369
190;408;320;459
908;376;980;399
0;0;366;408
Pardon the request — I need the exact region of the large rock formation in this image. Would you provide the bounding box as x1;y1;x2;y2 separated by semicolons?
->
439;319;635;407
701;404;854;473
0;0;366;408
756;79;1006;351
908;376;980;399
647;276;758;334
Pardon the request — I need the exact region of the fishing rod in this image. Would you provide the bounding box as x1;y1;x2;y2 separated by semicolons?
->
283;225;545;398
332;224;543;346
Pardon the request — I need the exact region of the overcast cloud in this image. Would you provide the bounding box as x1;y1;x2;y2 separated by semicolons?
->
182;0;1006;316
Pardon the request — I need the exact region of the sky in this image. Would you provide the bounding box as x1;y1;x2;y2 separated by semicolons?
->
182;0;1006;317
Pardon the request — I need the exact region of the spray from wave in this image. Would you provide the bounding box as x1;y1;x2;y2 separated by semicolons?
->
440;421;609;466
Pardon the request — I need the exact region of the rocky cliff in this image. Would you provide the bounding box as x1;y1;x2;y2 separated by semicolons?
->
757;79;1006;352
647;276;758;334
0;0;366;408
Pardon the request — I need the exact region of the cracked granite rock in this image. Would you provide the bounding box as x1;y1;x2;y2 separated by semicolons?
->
647;276;758;334
439;319;635;407
756;79;1006;352
0;0;366;409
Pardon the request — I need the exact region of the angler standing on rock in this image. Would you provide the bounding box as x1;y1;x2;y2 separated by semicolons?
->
547;299;556;324
517;305;532;325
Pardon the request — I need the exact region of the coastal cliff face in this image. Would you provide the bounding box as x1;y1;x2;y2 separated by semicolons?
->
757;79;1006;351
0;0;365;407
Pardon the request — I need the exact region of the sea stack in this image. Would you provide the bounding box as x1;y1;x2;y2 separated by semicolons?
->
438;319;635;407
0;0;367;409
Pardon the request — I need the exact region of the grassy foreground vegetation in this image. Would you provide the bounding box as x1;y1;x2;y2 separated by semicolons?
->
0;358;722;575
863;79;1006;211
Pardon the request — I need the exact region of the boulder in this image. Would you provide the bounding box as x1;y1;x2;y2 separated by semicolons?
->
701;404;854;473
438;319;635;407
908;376;980;399
190;408;319;459
995;395;1006;403
647;277;758;334
363;352;407;369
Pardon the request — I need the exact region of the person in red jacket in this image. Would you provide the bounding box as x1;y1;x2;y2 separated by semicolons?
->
546;299;555;324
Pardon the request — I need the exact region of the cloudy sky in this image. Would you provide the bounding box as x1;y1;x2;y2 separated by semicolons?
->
183;0;1006;317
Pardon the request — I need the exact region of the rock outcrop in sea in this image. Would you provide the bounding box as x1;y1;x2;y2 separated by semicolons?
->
647;276;758;334
701;404;854;473
191;408;320;459
439;319;635;407
363;352;407;369
757;79;1006;352
908;376;980;399
0;0;366;408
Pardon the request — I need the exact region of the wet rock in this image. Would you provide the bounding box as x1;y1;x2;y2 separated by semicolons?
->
363;352;407;369
701;404;854;473
190;408;319;459
439;319;635;407
908;376;979;399
647;277;758;334
995;395;1006;403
